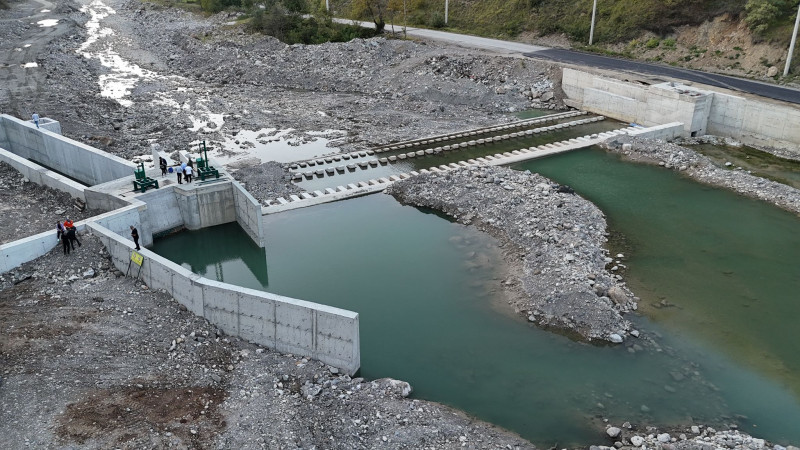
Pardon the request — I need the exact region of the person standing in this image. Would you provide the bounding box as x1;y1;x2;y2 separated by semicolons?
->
66;225;81;249
184;164;193;183
175;164;183;184
32;113;40;128
61;230;71;255
160;157;168;177
130;225;140;250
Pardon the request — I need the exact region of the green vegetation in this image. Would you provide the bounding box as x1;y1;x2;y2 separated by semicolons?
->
744;0;798;34
249;4;377;43
185;0;378;44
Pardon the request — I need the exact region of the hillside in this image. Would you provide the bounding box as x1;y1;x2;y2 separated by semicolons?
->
336;0;800;81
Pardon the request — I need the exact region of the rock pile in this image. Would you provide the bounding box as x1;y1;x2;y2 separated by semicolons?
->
600;423;798;450
388;165;637;342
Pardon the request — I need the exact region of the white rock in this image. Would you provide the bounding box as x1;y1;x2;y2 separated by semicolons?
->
657;433;671;443
630;436;644;447
609;333;623;343
607;427;622;438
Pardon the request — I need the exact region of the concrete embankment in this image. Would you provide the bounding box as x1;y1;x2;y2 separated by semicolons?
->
387;165;637;342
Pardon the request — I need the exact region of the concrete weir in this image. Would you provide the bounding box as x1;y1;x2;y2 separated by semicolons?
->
0;114;361;375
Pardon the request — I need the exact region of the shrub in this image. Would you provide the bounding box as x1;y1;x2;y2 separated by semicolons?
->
662;38;676;49
645;37;660;49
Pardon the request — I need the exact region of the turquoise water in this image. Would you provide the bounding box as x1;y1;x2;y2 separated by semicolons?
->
153;149;800;446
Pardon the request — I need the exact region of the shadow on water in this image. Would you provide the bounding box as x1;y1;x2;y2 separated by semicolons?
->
153;150;800;447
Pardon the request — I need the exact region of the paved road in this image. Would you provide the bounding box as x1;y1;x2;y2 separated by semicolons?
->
334;18;547;54
525;48;800;104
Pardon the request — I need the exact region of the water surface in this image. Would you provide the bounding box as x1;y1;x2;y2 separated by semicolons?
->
154;161;800;446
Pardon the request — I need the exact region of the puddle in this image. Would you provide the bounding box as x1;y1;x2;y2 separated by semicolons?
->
196;129;345;166
37;19;59;27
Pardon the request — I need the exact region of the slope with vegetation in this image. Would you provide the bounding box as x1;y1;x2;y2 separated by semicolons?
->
164;0;800;80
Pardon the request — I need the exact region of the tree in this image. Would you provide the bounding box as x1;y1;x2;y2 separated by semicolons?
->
745;0;791;34
351;0;388;32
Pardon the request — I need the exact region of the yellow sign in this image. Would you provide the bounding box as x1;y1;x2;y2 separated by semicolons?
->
131;251;144;266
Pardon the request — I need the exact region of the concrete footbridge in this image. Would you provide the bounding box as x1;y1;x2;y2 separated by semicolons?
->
260;111;681;212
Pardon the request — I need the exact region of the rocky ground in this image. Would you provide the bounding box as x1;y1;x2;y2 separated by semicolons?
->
0;162;106;245
388;166;637;343
0;232;536;449
2;0;800;448
603;136;800;217
1;0;563;165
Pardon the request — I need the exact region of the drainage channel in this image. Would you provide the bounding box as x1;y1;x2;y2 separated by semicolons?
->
291;119;622;193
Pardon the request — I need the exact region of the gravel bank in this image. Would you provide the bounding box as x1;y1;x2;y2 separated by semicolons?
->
603;136;800;216
0;162;107;245
387;165;636;342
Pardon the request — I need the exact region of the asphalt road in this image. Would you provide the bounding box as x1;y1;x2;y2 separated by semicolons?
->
524;49;800;104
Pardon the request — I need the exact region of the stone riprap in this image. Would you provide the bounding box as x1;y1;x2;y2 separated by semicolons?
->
600;423;798;450
604;136;800;216
387;165;636;342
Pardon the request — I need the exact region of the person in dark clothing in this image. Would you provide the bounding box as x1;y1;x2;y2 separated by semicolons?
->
66;226;81;249
160;157;168;177
130;225;140;250
61;231;71;255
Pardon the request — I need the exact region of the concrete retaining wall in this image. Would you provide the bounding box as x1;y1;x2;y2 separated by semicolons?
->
0;117;7;148
707;92;800;150
175;182;236;230
0;114;136;185
88;220;360;374
0;147;87;200
562;68;800;152
138;187;184;237
231;179;265;247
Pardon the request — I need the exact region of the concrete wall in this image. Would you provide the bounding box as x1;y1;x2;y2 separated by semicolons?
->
0;117;7;149
707;91;800;150
0;147;87;200
138;187;184;237
88;220;360;374
175;182;236;230
562;69;712;137
232;179;265;247
562;68;800;152
0;114;136;185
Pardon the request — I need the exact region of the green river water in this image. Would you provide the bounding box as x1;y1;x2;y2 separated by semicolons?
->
152;148;800;446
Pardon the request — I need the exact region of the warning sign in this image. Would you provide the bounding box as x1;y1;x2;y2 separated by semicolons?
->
131;251;144;266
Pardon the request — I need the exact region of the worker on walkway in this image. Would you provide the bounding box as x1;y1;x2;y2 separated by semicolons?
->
130;225;140;250
184;164;193;183
175;163;183;184
32;113;40;128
